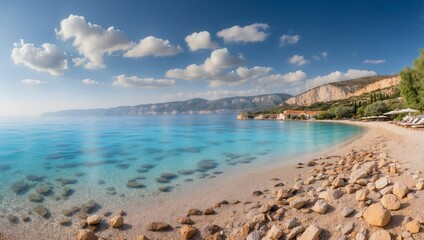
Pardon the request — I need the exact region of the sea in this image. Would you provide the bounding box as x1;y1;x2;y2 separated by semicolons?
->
0;115;362;228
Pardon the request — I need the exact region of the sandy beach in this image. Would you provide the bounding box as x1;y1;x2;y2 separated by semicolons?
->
1;121;424;240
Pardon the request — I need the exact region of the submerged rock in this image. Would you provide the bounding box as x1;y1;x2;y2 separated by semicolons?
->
81;200;97;213
196;159;218;172
7;214;18;223
34;205;49;218
87;214;102;225
77;229;98;240
28;193;43;202
127;180;145;188
178;169;195;175
26;174;45;182
160;173;178;180
11;181;29;194
36;185;52;195
56;178;77;185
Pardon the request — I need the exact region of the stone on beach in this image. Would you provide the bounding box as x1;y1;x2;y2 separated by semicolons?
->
393;181;409;199
204;207;215;215
176;217;194;225
369;230;391;240
28;193;43;202
77;229;98;240
349;169;368;183
204;225;222;235
110;215;123;228
180;225;196;239
187;208;202;216
289;196;309;209
135;235;149;240
341;207;355;217
7;214;18;223
355;188;369;201
146;222;171;231
266;224;283;239
298;225;321;240
375;177;390;189
380;194;401;210
311;199;328;214
405;220;421;233
363;203;391;227
86;214;102;225
34;205;49;218
286;226;305;240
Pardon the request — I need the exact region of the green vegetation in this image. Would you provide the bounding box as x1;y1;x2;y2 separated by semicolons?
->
400;50;424;111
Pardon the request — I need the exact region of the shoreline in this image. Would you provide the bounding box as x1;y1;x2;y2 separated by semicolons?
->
2;120;423;239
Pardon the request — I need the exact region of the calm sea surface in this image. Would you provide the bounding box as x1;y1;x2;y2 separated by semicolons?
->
0;115;362;218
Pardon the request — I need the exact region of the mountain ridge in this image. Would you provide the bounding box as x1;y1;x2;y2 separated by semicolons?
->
42;93;292;116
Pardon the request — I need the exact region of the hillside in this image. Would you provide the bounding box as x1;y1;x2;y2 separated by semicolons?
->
42;93;292;116
285;75;400;106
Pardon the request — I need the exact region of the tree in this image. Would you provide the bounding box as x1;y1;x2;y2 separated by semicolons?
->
400;50;424;110
364;101;389;116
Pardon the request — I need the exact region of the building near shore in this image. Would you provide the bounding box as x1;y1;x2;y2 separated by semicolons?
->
278;110;324;120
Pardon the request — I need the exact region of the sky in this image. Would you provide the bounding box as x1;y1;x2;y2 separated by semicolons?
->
0;0;423;116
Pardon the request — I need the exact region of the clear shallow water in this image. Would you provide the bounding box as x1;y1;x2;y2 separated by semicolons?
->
0;115;362;219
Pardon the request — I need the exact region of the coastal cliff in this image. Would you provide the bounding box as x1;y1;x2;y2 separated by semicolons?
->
285;75;400;106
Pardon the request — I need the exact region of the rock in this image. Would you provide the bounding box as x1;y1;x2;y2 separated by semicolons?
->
380;185;394;195
363;203;391;227
289;196;309;209
311;199;328;214
180;225;196;239
36;185;52;195
7;214;18;223
86;215;102;225
276;188;293;200
416;181;424;190
59;217;72;225
375;177;390;189
146;222;171;231
286;226;305;240
355;189;369;201
28;193;43;202
110;215;123;228
298;225;321;240
319;189;342;201
77;230;98;240
187;208;202;216
259;204;271;213
204;225;222;235
34;205;49;218
126;180;144;188
349;169;368;183
214;200;229;207
176;217;194;225
284;218;297;229
381;194;401;210
266;224;283;239
204;208;215;215
246;231;261;240
81;200;97;213
405;220;421;233
393;182;409;199
341;207;355;217
341;222;354;235
252;190;263;196
332;177;346;188
369;230;391;240
135;235;149;240
21;214;31;222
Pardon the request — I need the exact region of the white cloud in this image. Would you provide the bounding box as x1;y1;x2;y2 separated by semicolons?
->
185;31;218;51
11;40;68;75
313;52;328;60
279;34;300;47
289;55;309;66
56;14;132;69
124;36;183;58
82;79;99;85
307;69;377;89
112;75;175;88
21;79;46;85
166;48;244;80
364;59;386;64
217;23;269;43
322;52;328;58
254;70;307;88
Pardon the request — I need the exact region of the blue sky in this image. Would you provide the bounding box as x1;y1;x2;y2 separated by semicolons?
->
0;0;423;116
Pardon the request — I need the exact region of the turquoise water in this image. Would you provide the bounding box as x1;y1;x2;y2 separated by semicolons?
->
0;115;362;219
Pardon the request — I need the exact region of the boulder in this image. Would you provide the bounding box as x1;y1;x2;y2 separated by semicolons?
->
349;169;368;183
86;215;102;225
77;230;98;240
319;189;342;201
311;200;328;214
180;225;196;239
405;220;421;233
266;224;283;239
146;222;171;231
332;177;346;188
393;182;409;199
381;194;401;210
298;225;321;240
363;203;391;227
286;226;305;240
110;215;123;228
369;230;391;240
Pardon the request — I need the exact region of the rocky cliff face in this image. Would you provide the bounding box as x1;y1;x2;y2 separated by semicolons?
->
285;75;400;106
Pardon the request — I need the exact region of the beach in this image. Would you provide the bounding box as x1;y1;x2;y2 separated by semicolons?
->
1;120;423;239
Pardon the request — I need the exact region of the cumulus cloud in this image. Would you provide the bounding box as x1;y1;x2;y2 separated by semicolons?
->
217;23;269;43
56;14;132;69
364;59;386;64
124;36;183;58
289;55;309;66
185;31;218;51
21;79;47;85
112;75;175;88
82;79;99;85
279;34;300;47
306;69;377;89
166;48;244;81
11;40;68;75
254;70;307;88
